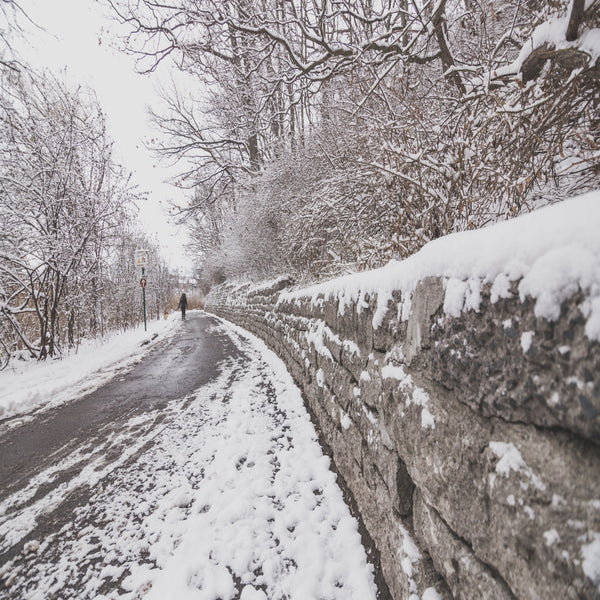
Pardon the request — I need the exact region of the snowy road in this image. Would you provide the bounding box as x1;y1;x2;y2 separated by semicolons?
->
0;313;378;600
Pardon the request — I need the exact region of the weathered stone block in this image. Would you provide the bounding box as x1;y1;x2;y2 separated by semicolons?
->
413;489;514;600
403;277;445;365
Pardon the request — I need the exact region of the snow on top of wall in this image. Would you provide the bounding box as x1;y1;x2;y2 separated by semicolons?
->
247;275;292;294
279;191;600;340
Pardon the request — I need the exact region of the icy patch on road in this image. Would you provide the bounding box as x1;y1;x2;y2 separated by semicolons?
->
1;319;377;600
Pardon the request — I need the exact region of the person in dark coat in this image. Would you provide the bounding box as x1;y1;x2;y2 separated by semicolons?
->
178;292;188;320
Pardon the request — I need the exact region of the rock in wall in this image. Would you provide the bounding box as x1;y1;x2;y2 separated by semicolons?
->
206;275;600;600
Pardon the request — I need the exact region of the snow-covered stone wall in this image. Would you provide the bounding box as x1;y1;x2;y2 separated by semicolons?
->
205;194;600;600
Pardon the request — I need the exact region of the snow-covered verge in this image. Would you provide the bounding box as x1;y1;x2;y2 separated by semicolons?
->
279;190;600;340
0;314;181;423
206;191;600;600
0;318;378;600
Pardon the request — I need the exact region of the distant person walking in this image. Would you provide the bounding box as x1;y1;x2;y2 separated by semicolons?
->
178;292;188;320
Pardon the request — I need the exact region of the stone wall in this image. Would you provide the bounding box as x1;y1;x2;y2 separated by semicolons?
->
206;275;600;600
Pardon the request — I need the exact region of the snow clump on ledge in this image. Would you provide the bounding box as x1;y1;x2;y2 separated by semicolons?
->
278;191;600;340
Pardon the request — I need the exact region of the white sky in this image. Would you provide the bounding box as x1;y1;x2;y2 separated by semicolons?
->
14;0;195;274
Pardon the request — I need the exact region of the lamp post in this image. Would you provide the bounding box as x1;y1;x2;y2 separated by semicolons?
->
140;268;147;331
135;250;149;332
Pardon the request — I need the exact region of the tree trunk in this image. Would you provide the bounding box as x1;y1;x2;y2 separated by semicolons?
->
566;0;585;42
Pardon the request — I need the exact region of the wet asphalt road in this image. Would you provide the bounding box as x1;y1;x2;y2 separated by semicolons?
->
0;312;239;503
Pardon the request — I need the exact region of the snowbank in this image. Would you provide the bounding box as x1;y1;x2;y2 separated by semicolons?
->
0;314;182;423
279;191;600;339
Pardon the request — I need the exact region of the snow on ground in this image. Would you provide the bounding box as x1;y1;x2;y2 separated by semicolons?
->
0;318;378;600
0;314;181;423
278;191;600;339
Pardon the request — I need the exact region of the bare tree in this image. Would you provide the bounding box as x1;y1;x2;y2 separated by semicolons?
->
108;0;600;285
0;0;30;72
0;69;175;366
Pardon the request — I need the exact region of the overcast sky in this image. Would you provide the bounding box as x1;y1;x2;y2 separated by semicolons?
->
14;0;195;274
